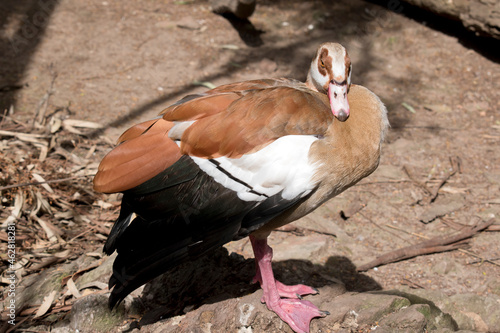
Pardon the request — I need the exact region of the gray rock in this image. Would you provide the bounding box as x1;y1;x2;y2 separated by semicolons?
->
14;254;95;312
137;287;472;332
373;289;459;330
391;288;500;332
75;253;116;290
16;249;499;333
67;294;132;333
402;0;500;39
315;292;411;326
378;304;429;332
485;277;500;297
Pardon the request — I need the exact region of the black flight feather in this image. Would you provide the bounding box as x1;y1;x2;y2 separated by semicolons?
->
105;155;305;308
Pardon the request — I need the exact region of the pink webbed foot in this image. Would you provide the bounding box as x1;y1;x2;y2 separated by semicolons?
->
250;235;328;333
269;298;328;333
275;280;319;299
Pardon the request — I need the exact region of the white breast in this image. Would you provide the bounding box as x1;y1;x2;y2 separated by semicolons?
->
190;135;320;202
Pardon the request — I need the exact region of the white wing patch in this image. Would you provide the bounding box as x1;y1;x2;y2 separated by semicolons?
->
190;135;320;202
168;120;196;141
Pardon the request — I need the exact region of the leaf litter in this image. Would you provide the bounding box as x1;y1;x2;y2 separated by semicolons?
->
0;107;120;329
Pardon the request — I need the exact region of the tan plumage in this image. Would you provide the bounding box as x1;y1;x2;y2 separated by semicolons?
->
253;84;388;237
93;42;388;333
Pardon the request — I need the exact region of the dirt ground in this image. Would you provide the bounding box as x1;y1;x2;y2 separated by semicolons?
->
1;0;500;331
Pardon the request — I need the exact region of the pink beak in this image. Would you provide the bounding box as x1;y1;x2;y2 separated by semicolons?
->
328;81;350;122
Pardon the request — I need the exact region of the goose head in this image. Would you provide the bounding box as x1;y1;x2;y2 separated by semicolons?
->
306;42;352;122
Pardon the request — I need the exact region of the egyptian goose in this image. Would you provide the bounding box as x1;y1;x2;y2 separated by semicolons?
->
94;42;389;333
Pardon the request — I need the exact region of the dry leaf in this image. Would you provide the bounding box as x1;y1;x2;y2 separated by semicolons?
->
85;252;103;258
95;200;113;209
32;173;55;193
63;119;105;129
85;144;97;159
34;290;57;318
192;80;217;89
33;190;53;215
0;129;48;141
28;257;60;272
33;216;58;242
50;117;62;133
67;278;82;299
79;281;108;290
34;142;49;162
52;147;84;164
440;186;468;194
60;261;102;286
55;250;71;258
63;119;104;135
220;44;240;50
2;190;24;227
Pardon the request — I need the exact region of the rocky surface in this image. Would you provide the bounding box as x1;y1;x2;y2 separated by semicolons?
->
400;0;500;39
16;247;500;332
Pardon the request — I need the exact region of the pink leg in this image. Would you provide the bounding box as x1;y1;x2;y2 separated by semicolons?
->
253;263;318;300
249;235;328;333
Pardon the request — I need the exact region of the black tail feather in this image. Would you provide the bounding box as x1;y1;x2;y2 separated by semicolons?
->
104;156;307;308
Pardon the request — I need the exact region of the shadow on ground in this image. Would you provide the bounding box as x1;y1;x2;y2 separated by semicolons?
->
137;247;381;326
0;0;60;117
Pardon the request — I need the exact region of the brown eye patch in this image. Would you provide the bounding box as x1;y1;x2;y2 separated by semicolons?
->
317;48;331;75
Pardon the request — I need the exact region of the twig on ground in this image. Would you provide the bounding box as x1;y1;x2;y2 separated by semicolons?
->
385;224;429;239
0;175;93;191
61;261;103;286
401;277;425;289
359;212;409;243
357;218;495;272
403;165;432;195
459;249;500;268
275;224;337;237
355;179;412;186
32;64;58;128
275;225;305;236
66;228;94;243
440;217;499;232
3;316;30;333
439;218;468;231
403;156;461;205
26;256;65;272
19;303;73;317
403;165;432;196
426;156;461;203
466;257;500;265
486;224;500;231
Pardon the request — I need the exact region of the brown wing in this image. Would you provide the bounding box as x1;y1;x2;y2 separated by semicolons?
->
94;79;332;192
159;79;284;120
116;118;159;144
93;118;182;193
163;79;333;158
